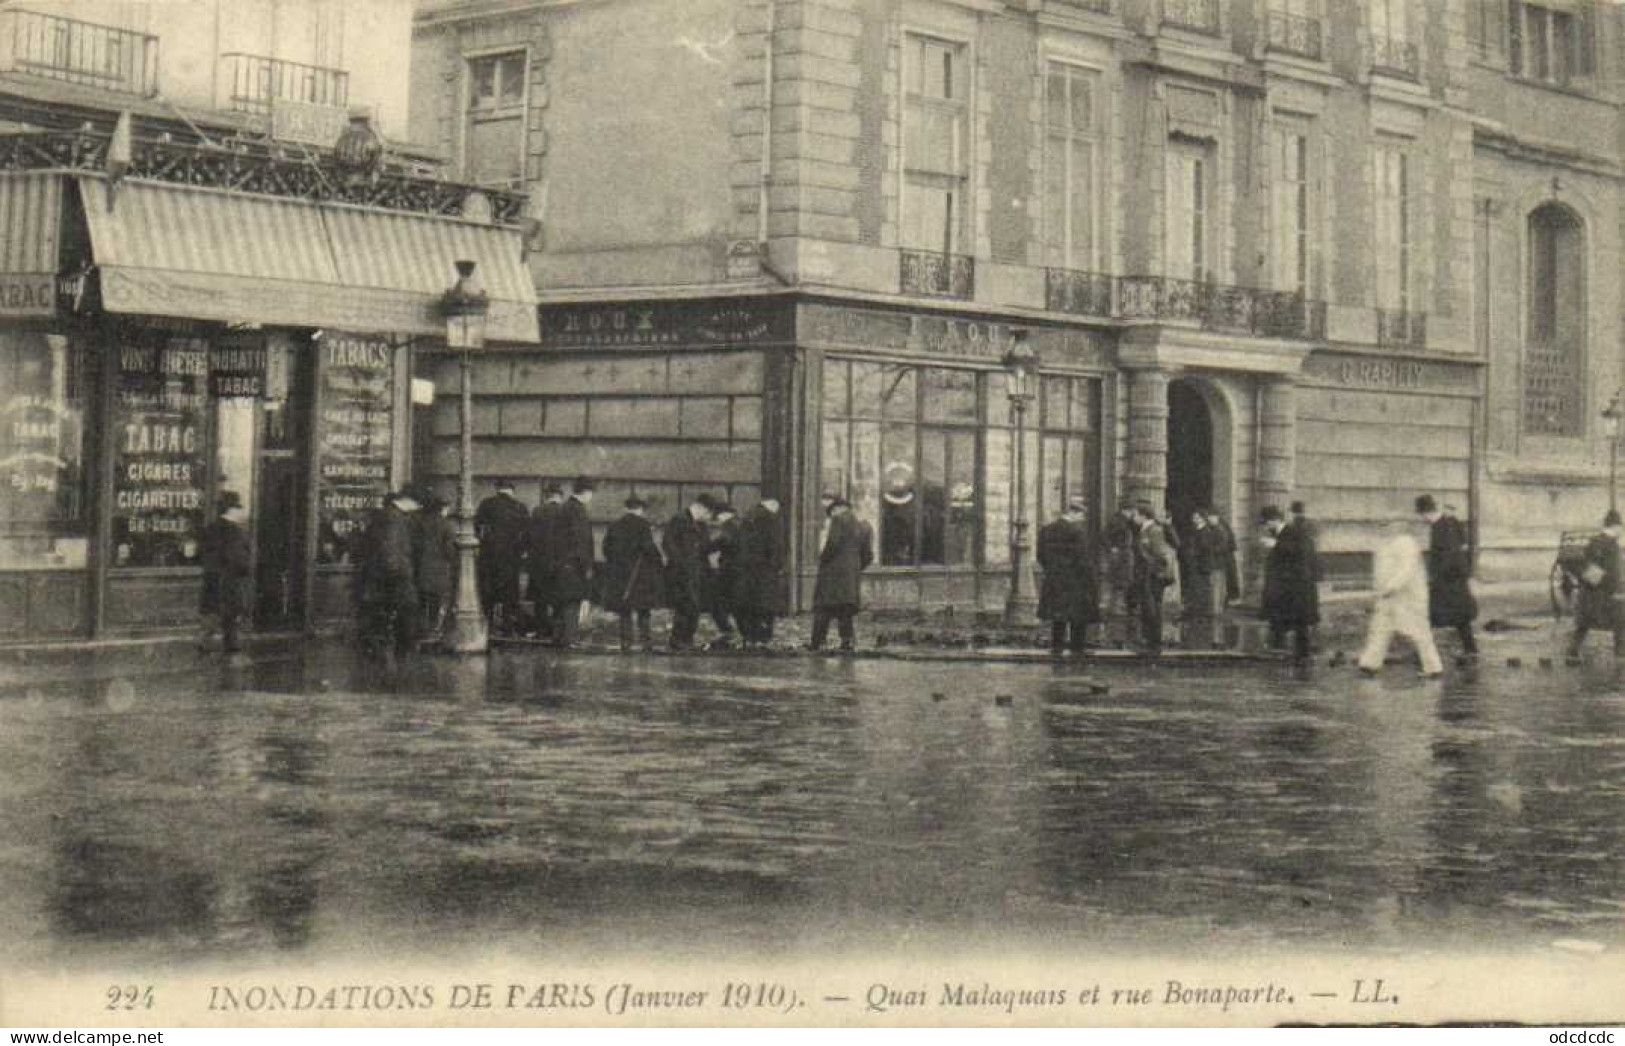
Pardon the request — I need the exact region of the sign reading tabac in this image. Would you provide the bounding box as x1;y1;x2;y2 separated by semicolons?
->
0;274;55;317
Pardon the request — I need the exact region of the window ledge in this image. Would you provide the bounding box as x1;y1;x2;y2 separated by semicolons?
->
1502;74;1610;103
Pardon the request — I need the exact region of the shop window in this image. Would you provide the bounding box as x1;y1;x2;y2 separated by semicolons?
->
1038;376;1099;527
1523;203;1585;438
1043;63;1099;272
902;34;969;255
1509;1;1595;85
465;50;527;187
1373;140;1412;315
0;331;90;570
1165;138;1209;283
111;335;211;569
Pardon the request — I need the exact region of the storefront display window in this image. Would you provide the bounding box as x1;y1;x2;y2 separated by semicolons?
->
0;330;89;570
111;335;211;568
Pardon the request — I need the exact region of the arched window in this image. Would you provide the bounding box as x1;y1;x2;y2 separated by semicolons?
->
1524;203;1585;438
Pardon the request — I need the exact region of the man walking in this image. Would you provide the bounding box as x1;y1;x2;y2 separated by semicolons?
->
663;494;714;651
734;497;784;649
1357;518;1444;678
1259;504;1319;663
1568;509;1623;662
1037;498;1099;656
601;493;663;652
526;481;565;640
552;477;596;649
1131;501;1177;656
474;478;530;634
1415;494;1478;660
811;496;873;653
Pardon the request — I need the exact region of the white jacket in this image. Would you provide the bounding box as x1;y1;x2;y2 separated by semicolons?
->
1373;532;1428;612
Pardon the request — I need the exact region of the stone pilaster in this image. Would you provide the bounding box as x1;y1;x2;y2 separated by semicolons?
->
1124;368;1171;510
1257;376;1297;513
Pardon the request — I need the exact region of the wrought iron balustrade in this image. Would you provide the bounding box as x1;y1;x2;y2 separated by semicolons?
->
1369;31;1420;78
1054;0;1114;15
220;53;348;115
0;129;529;226
1112;275;1327;340
0;8;158;96
1045;268;1114;317
900;249;975;300
1376;308;1427;349
1266;10;1323;60
1162;0;1220;35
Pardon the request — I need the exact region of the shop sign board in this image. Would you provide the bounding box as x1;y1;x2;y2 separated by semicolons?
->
539;299;796;349
1301;351;1480;395
0;274;55;317
316;333;394;566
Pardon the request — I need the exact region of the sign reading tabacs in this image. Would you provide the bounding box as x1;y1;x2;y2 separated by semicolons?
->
0;275;55;317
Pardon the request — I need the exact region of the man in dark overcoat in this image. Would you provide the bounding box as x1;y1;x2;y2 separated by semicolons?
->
663;494;715;651
601;493;664;652
733;497;784;649
811;497;873;652
1103;503;1139;644
526;481;565;640
1207;507;1241;605
1415;494;1478;659
200;490;252;654
552;476;596;648
704;503;741;648
413;496;457;644
1260;503;1320;662
474;478;531;634
361;488;420;660
1130;501;1177;656
1568;509;1623;660
1037;499;1099;655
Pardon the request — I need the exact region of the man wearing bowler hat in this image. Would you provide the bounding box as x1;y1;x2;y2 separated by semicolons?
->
474;478;531;634
552;476;596;648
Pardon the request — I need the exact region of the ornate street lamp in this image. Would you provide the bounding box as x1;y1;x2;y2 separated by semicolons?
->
443;260;489;654
1603;392;1622;514
1003;328;1041;627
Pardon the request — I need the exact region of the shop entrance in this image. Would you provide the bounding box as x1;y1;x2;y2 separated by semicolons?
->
215;395;307;633
1165;377;1231;534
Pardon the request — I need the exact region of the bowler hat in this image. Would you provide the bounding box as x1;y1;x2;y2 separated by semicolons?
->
541;480;563;497
573;476;595;493
825;496;850;514
1259;505;1284;523
1414;494;1438;514
625;493;649;510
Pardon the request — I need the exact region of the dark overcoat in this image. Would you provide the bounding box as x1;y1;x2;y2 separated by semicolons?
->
527;499;562;601
662;510;708;610
601;512;663;612
200;516;252;617
361;504;417;605
1036;518;1099;624
733;505;784;615
553;496;595;603
703;517;741;613
1261;519;1321;628
1426;514;1477;627
474;492;530;601
413;512;458;598
813;511;873;610
1575;531;1622;631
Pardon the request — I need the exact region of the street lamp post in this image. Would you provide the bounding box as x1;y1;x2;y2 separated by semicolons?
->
1003;329;1041;628
443;260;490;654
1603;392;1622;514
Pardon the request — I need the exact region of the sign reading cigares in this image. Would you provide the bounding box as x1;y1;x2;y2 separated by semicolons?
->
112;336;209;568
317;333;393;566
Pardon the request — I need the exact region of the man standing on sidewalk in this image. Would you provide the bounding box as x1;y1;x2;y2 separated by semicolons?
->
1037;498;1098;656
663;494;715;651
526;481;565;641
474;478;530;635
811;496;873;653
1260;504;1318;663
200;491;252;655
1357;518;1444;678
734;497;784;649
1415;494;1478;661
601;493;663;652
1130;501;1176;656
1568;509;1623;662
552;477;596;649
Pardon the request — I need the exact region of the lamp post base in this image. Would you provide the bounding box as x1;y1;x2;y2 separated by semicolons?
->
1003;529;1039;628
445;529;487;654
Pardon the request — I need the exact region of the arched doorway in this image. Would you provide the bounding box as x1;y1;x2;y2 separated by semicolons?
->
1166;378;1214;532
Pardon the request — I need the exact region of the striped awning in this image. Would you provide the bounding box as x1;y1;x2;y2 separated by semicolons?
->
77;175;538;343
0;172;61;317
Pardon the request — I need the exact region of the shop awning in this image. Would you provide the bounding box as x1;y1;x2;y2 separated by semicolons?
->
0;172;61;317
76;175;539;343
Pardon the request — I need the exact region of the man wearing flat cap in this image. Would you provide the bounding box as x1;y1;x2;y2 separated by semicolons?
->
475;478;531;634
1037;499;1099;656
552;476;596;648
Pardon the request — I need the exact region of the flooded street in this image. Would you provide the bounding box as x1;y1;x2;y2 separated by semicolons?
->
1;638;1622;971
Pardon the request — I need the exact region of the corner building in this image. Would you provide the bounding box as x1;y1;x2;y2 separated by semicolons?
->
411;0;1623;613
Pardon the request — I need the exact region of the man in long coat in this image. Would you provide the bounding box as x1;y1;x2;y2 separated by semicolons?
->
361;488;420;660
733;497;784;649
1130;501;1177;656
551;476;596;648
1207;507;1241;605
1415;494;1478;659
474;478;530;634
1568;509;1623;660
704;503;741;648
601;493;664;651
200;490;252;654
526;481;565;640
663;495;714;651
1037;498;1099;655
1260;503;1320;662
413;496;457;644
811;497;873;652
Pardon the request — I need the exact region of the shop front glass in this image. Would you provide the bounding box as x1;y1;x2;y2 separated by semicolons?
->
111;333;211;568
0;330;90;571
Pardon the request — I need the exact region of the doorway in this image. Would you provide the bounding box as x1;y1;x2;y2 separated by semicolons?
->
214;395;307;633
1166;378;1214;534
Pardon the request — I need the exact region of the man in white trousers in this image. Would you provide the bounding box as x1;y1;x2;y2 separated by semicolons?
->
1358;518;1445;678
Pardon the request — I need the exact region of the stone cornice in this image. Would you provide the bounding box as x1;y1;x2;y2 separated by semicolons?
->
1115;324;1311;375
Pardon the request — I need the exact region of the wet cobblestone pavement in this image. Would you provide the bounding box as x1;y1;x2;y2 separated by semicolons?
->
0;625;1621;970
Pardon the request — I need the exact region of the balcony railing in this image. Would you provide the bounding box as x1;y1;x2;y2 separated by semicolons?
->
0;8;158;96
1054;0;1114;15
1162;0;1220;35
1110;275;1329;340
1045;269;1114;317
1369;30;1420;78
1376;308;1427;349
1266;10;1323;60
220;53;348;115
900;249;975;300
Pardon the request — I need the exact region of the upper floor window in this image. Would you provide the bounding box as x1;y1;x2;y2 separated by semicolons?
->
1373;140;1412;315
1510;2;1595;85
465;51;527;187
1524;203;1585;438
1267;0;1324;61
1165;138;1210;283
1043;64;1099;272
1273;121;1316;296
1369;0;1418;75
901;34;969;256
